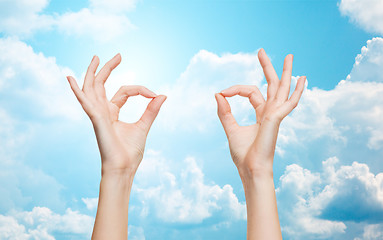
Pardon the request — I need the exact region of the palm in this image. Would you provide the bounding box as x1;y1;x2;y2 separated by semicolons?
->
228;124;259;166
109;102;146;159
113;121;146;165
227;101;278;166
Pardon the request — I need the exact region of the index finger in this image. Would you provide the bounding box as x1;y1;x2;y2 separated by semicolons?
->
110;85;157;109
220;85;265;110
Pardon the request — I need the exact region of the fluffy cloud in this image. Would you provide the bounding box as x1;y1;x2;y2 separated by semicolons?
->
338;0;383;34
0;207;93;239
0;108;65;213
133;150;246;224
281;80;383;150
158;50;264;131
0;37;84;212
82;197;98;211
279;37;383;151
128;225;146;240
0;0;137;41
0;37;81;120
0;0;53;37
277;157;383;239
347;37;383;83
56;1;136;42
320;160;383;223
0;215;29;240
356;224;383;240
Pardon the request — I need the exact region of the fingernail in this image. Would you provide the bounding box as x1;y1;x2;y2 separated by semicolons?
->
303;76;307;80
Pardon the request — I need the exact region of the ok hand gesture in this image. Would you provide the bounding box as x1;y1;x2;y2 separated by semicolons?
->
215;48;306;178
67;54;166;176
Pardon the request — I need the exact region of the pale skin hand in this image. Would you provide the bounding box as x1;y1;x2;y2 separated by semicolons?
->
215;48;306;240
67;54;166;240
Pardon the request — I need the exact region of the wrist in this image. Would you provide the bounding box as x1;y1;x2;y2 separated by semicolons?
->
263;115;282;127
238;167;275;193
101;165;137;178
100;170;135;189
237;162;274;181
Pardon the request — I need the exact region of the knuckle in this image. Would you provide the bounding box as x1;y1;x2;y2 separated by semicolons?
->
291;101;298;108
249;91;256;98
120;85;129;91
264;62;272;68
106;62;113;71
147;103;156;112
282;69;290;75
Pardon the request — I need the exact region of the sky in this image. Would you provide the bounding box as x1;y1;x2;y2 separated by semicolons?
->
0;0;383;239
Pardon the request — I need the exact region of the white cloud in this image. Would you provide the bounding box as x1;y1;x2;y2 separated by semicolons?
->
0;215;29;240
134;150;246;224
158;50;264;132
0;37;81;121
356;223;383;240
277;161;347;238
0;0;137;41
0;0;54;37
0;207;94;239
339;0;383;35
128;225;146;240
0;37;85;211
0;108;66;212
347;37;383;83
82;197;98;211
56;5;135;42
277;158;383;239
279;37;383;150
281;80;383;149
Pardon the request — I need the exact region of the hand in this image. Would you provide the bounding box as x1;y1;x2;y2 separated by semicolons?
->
215;49;305;177
67;54;166;176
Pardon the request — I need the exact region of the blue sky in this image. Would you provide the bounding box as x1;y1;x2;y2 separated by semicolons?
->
0;0;383;239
